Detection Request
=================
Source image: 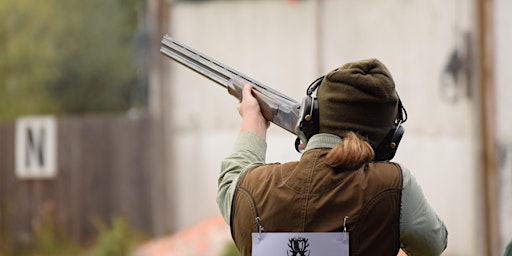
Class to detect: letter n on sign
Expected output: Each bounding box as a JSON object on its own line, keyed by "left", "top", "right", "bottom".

{"left": 15, "top": 116, "right": 57, "bottom": 179}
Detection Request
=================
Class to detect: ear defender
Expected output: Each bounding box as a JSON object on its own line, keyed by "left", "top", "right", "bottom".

{"left": 295, "top": 76, "right": 323, "bottom": 152}
{"left": 294, "top": 71, "right": 407, "bottom": 160}
{"left": 374, "top": 99, "right": 407, "bottom": 161}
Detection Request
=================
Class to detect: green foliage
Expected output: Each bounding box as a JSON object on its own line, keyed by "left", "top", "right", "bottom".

{"left": 0, "top": 0, "right": 147, "bottom": 121}
{"left": 0, "top": 213, "right": 146, "bottom": 256}
{"left": 0, "top": 0, "right": 64, "bottom": 120}
{"left": 47, "top": 0, "right": 147, "bottom": 114}
{"left": 32, "top": 203, "right": 82, "bottom": 256}
{"left": 0, "top": 201, "right": 81, "bottom": 256}
{"left": 87, "top": 217, "right": 146, "bottom": 256}
{"left": 221, "top": 240, "right": 241, "bottom": 256}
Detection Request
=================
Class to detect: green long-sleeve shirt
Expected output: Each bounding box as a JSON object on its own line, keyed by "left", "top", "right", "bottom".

{"left": 217, "top": 132, "right": 448, "bottom": 255}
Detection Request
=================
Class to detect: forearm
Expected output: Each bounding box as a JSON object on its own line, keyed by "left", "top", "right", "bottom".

{"left": 239, "top": 112, "right": 268, "bottom": 140}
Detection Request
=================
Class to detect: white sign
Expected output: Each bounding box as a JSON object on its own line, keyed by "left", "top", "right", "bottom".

{"left": 15, "top": 116, "right": 57, "bottom": 179}
{"left": 252, "top": 232, "right": 349, "bottom": 256}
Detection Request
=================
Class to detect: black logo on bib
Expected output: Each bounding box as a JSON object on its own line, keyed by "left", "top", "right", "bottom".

{"left": 287, "top": 237, "right": 310, "bottom": 256}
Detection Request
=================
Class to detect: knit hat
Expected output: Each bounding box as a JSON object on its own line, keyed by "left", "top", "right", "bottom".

{"left": 317, "top": 58, "right": 399, "bottom": 148}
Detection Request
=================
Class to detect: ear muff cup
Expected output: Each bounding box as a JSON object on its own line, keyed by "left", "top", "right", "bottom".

{"left": 374, "top": 100, "right": 407, "bottom": 161}
{"left": 295, "top": 76, "right": 323, "bottom": 152}
{"left": 374, "top": 122, "right": 404, "bottom": 161}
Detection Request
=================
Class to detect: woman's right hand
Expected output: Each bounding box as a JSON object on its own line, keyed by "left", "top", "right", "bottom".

{"left": 237, "top": 85, "right": 270, "bottom": 139}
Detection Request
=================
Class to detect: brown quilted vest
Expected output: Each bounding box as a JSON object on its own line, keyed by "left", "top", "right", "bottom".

{"left": 230, "top": 148, "right": 403, "bottom": 256}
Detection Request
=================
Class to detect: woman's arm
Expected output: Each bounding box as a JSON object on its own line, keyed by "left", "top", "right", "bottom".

{"left": 400, "top": 165, "right": 448, "bottom": 255}
{"left": 237, "top": 85, "right": 270, "bottom": 140}
{"left": 216, "top": 85, "right": 270, "bottom": 223}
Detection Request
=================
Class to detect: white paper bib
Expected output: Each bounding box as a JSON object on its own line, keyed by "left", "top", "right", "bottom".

{"left": 252, "top": 232, "right": 349, "bottom": 256}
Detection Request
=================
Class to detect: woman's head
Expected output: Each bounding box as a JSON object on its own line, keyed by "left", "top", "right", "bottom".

{"left": 317, "top": 58, "right": 399, "bottom": 149}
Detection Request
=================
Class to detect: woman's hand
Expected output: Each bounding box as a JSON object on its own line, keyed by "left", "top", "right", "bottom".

{"left": 238, "top": 85, "right": 270, "bottom": 139}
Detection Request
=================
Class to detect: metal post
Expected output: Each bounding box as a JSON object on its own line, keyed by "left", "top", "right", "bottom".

{"left": 146, "top": 0, "right": 174, "bottom": 236}
{"left": 477, "top": 0, "right": 500, "bottom": 254}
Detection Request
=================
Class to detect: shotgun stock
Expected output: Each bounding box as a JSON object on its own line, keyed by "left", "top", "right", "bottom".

{"left": 160, "top": 35, "right": 301, "bottom": 135}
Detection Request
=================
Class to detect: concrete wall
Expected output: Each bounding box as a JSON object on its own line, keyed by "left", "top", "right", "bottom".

{"left": 161, "top": 0, "right": 511, "bottom": 254}
{"left": 496, "top": 0, "right": 512, "bottom": 251}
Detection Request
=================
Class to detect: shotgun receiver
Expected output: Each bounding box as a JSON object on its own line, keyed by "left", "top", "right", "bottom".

{"left": 160, "top": 35, "right": 301, "bottom": 135}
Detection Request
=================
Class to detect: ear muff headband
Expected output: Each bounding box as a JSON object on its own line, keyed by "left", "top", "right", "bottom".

{"left": 307, "top": 75, "right": 324, "bottom": 95}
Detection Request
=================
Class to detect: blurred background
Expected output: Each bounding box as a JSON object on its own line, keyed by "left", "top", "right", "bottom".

{"left": 0, "top": 0, "right": 511, "bottom": 255}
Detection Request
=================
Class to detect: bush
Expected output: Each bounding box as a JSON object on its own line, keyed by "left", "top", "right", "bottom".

{"left": 86, "top": 217, "right": 146, "bottom": 256}
{"left": 221, "top": 240, "right": 241, "bottom": 256}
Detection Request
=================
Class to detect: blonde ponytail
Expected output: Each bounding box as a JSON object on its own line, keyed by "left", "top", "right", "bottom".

{"left": 325, "top": 131, "right": 375, "bottom": 170}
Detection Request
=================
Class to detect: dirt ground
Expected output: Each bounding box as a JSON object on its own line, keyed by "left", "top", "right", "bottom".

{"left": 132, "top": 215, "right": 232, "bottom": 256}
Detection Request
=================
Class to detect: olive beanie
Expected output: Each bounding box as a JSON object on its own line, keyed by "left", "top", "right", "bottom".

{"left": 317, "top": 58, "right": 399, "bottom": 148}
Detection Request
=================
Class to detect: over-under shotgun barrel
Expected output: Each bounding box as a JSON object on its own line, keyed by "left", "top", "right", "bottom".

{"left": 160, "top": 35, "right": 301, "bottom": 135}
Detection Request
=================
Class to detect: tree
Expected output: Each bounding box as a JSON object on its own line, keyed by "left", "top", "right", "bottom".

{"left": 0, "top": 0, "right": 147, "bottom": 121}
{"left": 0, "top": 0, "right": 64, "bottom": 120}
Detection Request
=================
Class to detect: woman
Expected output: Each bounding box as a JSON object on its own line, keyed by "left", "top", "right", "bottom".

{"left": 217, "top": 59, "right": 448, "bottom": 255}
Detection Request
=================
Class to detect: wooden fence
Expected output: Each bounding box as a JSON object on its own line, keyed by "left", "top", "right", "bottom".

{"left": 0, "top": 113, "right": 164, "bottom": 250}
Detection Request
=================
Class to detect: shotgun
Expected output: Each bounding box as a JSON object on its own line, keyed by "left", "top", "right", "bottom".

{"left": 160, "top": 35, "right": 302, "bottom": 136}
